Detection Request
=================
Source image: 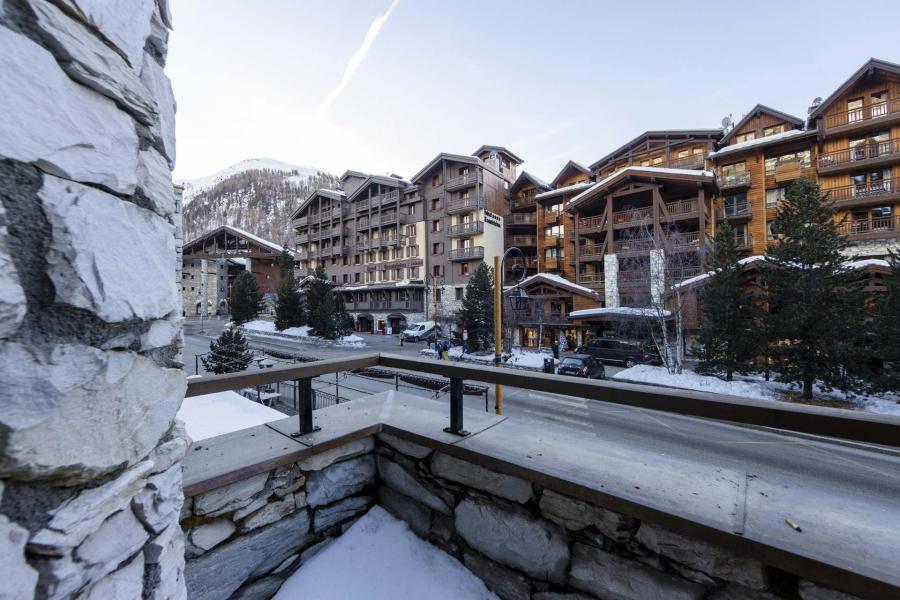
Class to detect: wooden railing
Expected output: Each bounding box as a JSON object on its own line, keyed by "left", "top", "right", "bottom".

{"left": 818, "top": 138, "right": 900, "bottom": 169}
{"left": 672, "top": 231, "right": 702, "bottom": 249}
{"left": 735, "top": 234, "right": 753, "bottom": 251}
{"left": 505, "top": 235, "right": 537, "bottom": 246}
{"left": 717, "top": 172, "right": 752, "bottom": 189}
{"left": 651, "top": 153, "right": 706, "bottom": 170}
{"left": 838, "top": 215, "right": 899, "bottom": 238}
{"left": 823, "top": 97, "right": 900, "bottom": 129}
{"left": 613, "top": 237, "right": 655, "bottom": 253}
{"left": 508, "top": 212, "right": 537, "bottom": 225}
{"left": 579, "top": 244, "right": 605, "bottom": 259}
{"left": 613, "top": 206, "right": 652, "bottom": 225}
{"left": 717, "top": 201, "right": 752, "bottom": 219}
{"left": 665, "top": 198, "right": 697, "bottom": 217}
{"left": 578, "top": 214, "right": 607, "bottom": 231}
{"left": 576, "top": 272, "right": 604, "bottom": 286}
{"left": 824, "top": 177, "right": 896, "bottom": 203}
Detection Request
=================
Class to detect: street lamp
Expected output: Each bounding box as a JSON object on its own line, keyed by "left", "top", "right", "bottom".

{"left": 493, "top": 247, "right": 527, "bottom": 415}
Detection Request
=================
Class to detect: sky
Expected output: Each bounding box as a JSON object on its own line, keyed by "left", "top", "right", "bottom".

{"left": 168, "top": 0, "right": 900, "bottom": 182}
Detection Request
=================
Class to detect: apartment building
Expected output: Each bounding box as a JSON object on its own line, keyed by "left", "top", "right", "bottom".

{"left": 291, "top": 146, "right": 520, "bottom": 333}
{"left": 505, "top": 172, "right": 551, "bottom": 282}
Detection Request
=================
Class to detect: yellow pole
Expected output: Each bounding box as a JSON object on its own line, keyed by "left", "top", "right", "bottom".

{"left": 494, "top": 255, "right": 503, "bottom": 415}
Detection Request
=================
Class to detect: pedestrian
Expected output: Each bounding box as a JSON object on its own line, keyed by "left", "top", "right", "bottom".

{"left": 435, "top": 339, "right": 443, "bottom": 360}
{"left": 399, "top": 331, "right": 405, "bottom": 347}
{"left": 552, "top": 339, "right": 560, "bottom": 360}
{"left": 428, "top": 331, "right": 436, "bottom": 350}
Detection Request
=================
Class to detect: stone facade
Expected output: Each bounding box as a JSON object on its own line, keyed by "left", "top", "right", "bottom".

{"left": 181, "top": 438, "right": 377, "bottom": 599}
{"left": 0, "top": 1, "right": 185, "bottom": 598}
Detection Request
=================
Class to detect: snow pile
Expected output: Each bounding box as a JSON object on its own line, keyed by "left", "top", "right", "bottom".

{"left": 242, "top": 320, "right": 277, "bottom": 332}
{"left": 273, "top": 506, "right": 497, "bottom": 600}
{"left": 570, "top": 306, "right": 671, "bottom": 319}
{"left": 613, "top": 365, "right": 778, "bottom": 400}
{"left": 338, "top": 334, "right": 366, "bottom": 348}
{"left": 506, "top": 348, "right": 557, "bottom": 369}
{"left": 283, "top": 325, "right": 312, "bottom": 337}
{"left": 447, "top": 347, "right": 495, "bottom": 363}
{"left": 177, "top": 391, "right": 287, "bottom": 441}
{"left": 241, "top": 321, "right": 367, "bottom": 348}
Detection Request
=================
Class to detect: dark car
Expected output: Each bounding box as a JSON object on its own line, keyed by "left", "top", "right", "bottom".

{"left": 557, "top": 354, "right": 606, "bottom": 379}
{"left": 576, "top": 338, "right": 660, "bottom": 368}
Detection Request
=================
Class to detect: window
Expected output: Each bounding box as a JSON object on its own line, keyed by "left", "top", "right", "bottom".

{"left": 677, "top": 149, "right": 689, "bottom": 159}
{"left": 407, "top": 203, "right": 416, "bottom": 215}
{"left": 544, "top": 225, "right": 564, "bottom": 238}
{"left": 734, "top": 132, "right": 755, "bottom": 144}
{"left": 767, "top": 221, "right": 776, "bottom": 240}
{"left": 733, "top": 223, "right": 750, "bottom": 247}
{"left": 435, "top": 288, "right": 442, "bottom": 302}
{"left": 640, "top": 159, "right": 650, "bottom": 167}
{"left": 692, "top": 147, "right": 704, "bottom": 155}
{"left": 408, "top": 267, "right": 419, "bottom": 279}
{"left": 723, "top": 192, "right": 748, "bottom": 217}
{"left": 342, "top": 274, "right": 348, "bottom": 283}
{"left": 433, "top": 265, "right": 441, "bottom": 277}
{"left": 651, "top": 156, "right": 663, "bottom": 165}
{"left": 432, "top": 174, "right": 441, "bottom": 187}
{"left": 431, "top": 198, "right": 441, "bottom": 211}
{"left": 455, "top": 287, "right": 464, "bottom": 301}
{"left": 354, "top": 254, "right": 360, "bottom": 265}
{"left": 354, "top": 273, "right": 361, "bottom": 282}
{"left": 407, "top": 246, "right": 419, "bottom": 258}
{"left": 847, "top": 97, "right": 864, "bottom": 123}
{"left": 342, "top": 256, "right": 348, "bottom": 266}
{"left": 460, "top": 190, "right": 470, "bottom": 199}
{"left": 851, "top": 169, "right": 890, "bottom": 195}
{"left": 720, "top": 161, "right": 747, "bottom": 184}
{"left": 331, "top": 275, "right": 337, "bottom": 283}
{"left": 764, "top": 150, "right": 811, "bottom": 175}
{"left": 432, "top": 219, "right": 441, "bottom": 232}
{"left": 460, "top": 262, "right": 470, "bottom": 276}
{"left": 765, "top": 188, "right": 786, "bottom": 208}
{"left": 190, "top": 287, "right": 194, "bottom": 292}
{"left": 763, "top": 124, "right": 784, "bottom": 137}
{"left": 432, "top": 242, "right": 442, "bottom": 255}
{"left": 872, "top": 91, "right": 888, "bottom": 118}
{"left": 459, "top": 167, "right": 469, "bottom": 176}
{"left": 544, "top": 247, "right": 564, "bottom": 259}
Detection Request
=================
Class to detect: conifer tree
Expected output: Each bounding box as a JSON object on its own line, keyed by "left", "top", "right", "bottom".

{"left": 274, "top": 249, "right": 306, "bottom": 330}
{"left": 874, "top": 250, "right": 900, "bottom": 393}
{"left": 458, "top": 262, "right": 494, "bottom": 351}
{"left": 334, "top": 292, "right": 355, "bottom": 337}
{"left": 230, "top": 271, "right": 264, "bottom": 325}
{"left": 306, "top": 265, "right": 339, "bottom": 339}
{"left": 201, "top": 327, "right": 253, "bottom": 374}
{"left": 696, "top": 222, "right": 758, "bottom": 380}
{"left": 764, "top": 177, "right": 867, "bottom": 399}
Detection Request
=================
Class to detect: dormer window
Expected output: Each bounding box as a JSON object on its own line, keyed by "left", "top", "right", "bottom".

{"left": 763, "top": 124, "right": 785, "bottom": 137}
{"left": 735, "top": 132, "right": 756, "bottom": 144}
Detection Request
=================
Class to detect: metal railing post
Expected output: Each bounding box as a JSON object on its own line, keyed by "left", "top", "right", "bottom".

{"left": 443, "top": 376, "right": 469, "bottom": 436}
{"left": 292, "top": 377, "right": 320, "bottom": 437}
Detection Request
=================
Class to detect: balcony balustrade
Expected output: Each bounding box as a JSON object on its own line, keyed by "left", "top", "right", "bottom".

{"left": 665, "top": 198, "right": 698, "bottom": 217}
{"left": 823, "top": 97, "right": 900, "bottom": 130}
{"left": 717, "top": 172, "right": 752, "bottom": 190}
{"left": 649, "top": 153, "right": 706, "bottom": 170}
{"left": 447, "top": 221, "right": 484, "bottom": 237}
{"left": 577, "top": 272, "right": 605, "bottom": 287}
{"left": 447, "top": 194, "right": 485, "bottom": 214}
{"left": 717, "top": 201, "right": 752, "bottom": 219}
{"left": 294, "top": 216, "right": 308, "bottom": 228}
{"left": 613, "top": 206, "right": 652, "bottom": 225}
{"left": 445, "top": 172, "right": 481, "bottom": 192}
{"left": 824, "top": 177, "right": 897, "bottom": 206}
{"left": 507, "top": 212, "right": 537, "bottom": 225}
{"left": 448, "top": 246, "right": 484, "bottom": 261}
{"left": 838, "top": 215, "right": 899, "bottom": 240}
{"left": 579, "top": 244, "right": 605, "bottom": 260}
{"left": 578, "top": 214, "right": 607, "bottom": 233}
{"left": 505, "top": 234, "right": 537, "bottom": 247}
{"left": 817, "top": 138, "right": 900, "bottom": 172}
{"left": 735, "top": 234, "right": 753, "bottom": 251}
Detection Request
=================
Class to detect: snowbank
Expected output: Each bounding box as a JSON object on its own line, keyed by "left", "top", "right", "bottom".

{"left": 241, "top": 321, "right": 367, "bottom": 348}
{"left": 273, "top": 506, "right": 497, "bottom": 600}
{"left": 242, "top": 320, "right": 277, "bottom": 332}
{"left": 177, "top": 391, "right": 286, "bottom": 441}
{"left": 506, "top": 348, "right": 557, "bottom": 369}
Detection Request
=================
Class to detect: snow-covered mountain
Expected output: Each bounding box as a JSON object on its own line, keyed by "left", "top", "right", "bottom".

{"left": 180, "top": 158, "right": 338, "bottom": 246}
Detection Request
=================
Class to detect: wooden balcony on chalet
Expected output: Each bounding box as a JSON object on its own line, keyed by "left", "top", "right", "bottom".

{"left": 448, "top": 246, "right": 484, "bottom": 261}
{"left": 505, "top": 234, "right": 537, "bottom": 247}
{"left": 445, "top": 172, "right": 481, "bottom": 192}
{"left": 293, "top": 215, "right": 308, "bottom": 228}
{"left": 543, "top": 257, "right": 562, "bottom": 270}
{"left": 297, "top": 233, "right": 309, "bottom": 244}
{"left": 838, "top": 215, "right": 899, "bottom": 241}
{"left": 773, "top": 161, "right": 804, "bottom": 183}
{"left": 824, "top": 177, "right": 900, "bottom": 208}
{"left": 507, "top": 212, "right": 537, "bottom": 226}
{"left": 612, "top": 206, "right": 652, "bottom": 227}
{"left": 506, "top": 256, "right": 538, "bottom": 272}
{"left": 578, "top": 243, "right": 606, "bottom": 261}
{"left": 544, "top": 210, "right": 563, "bottom": 224}
{"left": 717, "top": 172, "right": 752, "bottom": 191}
{"left": 735, "top": 234, "right": 754, "bottom": 252}
{"left": 618, "top": 269, "right": 647, "bottom": 288}
{"left": 508, "top": 307, "right": 569, "bottom": 326}
{"left": 817, "top": 138, "right": 900, "bottom": 174}
{"left": 716, "top": 200, "right": 752, "bottom": 221}
{"left": 447, "top": 221, "right": 484, "bottom": 237}
{"left": 652, "top": 153, "right": 707, "bottom": 170}
{"left": 356, "top": 198, "right": 369, "bottom": 212}
{"left": 576, "top": 272, "right": 605, "bottom": 288}
{"left": 822, "top": 97, "right": 900, "bottom": 134}
{"left": 447, "top": 195, "right": 485, "bottom": 214}
{"left": 578, "top": 214, "right": 607, "bottom": 235}
{"left": 510, "top": 194, "right": 536, "bottom": 210}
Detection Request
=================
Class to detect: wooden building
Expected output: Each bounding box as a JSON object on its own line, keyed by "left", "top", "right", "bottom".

{"left": 505, "top": 172, "right": 551, "bottom": 282}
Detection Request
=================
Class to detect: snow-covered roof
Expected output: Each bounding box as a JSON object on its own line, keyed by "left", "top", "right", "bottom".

{"left": 568, "top": 166, "right": 714, "bottom": 208}
{"left": 336, "top": 280, "right": 426, "bottom": 292}
{"left": 708, "top": 129, "right": 815, "bottom": 159}
{"left": 535, "top": 181, "right": 593, "bottom": 201}
{"left": 222, "top": 225, "right": 292, "bottom": 256}
{"left": 569, "top": 306, "right": 672, "bottom": 319}
{"left": 513, "top": 272, "right": 599, "bottom": 298}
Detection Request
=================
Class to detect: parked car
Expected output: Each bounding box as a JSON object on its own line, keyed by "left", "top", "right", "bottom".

{"left": 402, "top": 321, "right": 435, "bottom": 342}
{"left": 556, "top": 354, "right": 606, "bottom": 379}
{"left": 575, "top": 338, "right": 660, "bottom": 368}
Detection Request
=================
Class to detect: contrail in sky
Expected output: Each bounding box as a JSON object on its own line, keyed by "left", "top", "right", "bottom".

{"left": 314, "top": 0, "right": 400, "bottom": 120}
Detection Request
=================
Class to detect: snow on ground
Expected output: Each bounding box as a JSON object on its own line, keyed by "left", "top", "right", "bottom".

{"left": 338, "top": 334, "right": 366, "bottom": 348}
{"left": 242, "top": 320, "right": 277, "bottom": 332}
{"left": 241, "top": 321, "right": 366, "bottom": 347}
{"left": 506, "top": 348, "right": 557, "bottom": 369}
{"left": 177, "top": 391, "right": 286, "bottom": 441}
{"left": 273, "top": 506, "right": 497, "bottom": 600}
{"left": 613, "top": 365, "right": 900, "bottom": 416}
{"left": 447, "top": 347, "right": 495, "bottom": 362}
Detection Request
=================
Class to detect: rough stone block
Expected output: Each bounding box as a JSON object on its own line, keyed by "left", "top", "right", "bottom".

{"left": 798, "top": 580, "right": 862, "bottom": 600}
{"left": 132, "top": 463, "right": 184, "bottom": 533}
{"left": 306, "top": 455, "right": 375, "bottom": 507}
{"left": 144, "top": 521, "right": 187, "bottom": 599}
{"left": 636, "top": 523, "right": 767, "bottom": 589}
{"left": 148, "top": 421, "right": 190, "bottom": 475}
{"left": 0, "top": 27, "right": 139, "bottom": 194}
{"left": 65, "top": 0, "right": 156, "bottom": 70}
{"left": 74, "top": 551, "right": 144, "bottom": 600}
{"left": 377, "top": 432, "right": 433, "bottom": 459}
{"left": 231, "top": 574, "right": 289, "bottom": 600}
{"left": 0, "top": 203, "right": 26, "bottom": 340}
{"left": 313, "top": 495, "right": 371, "bottom": 532}
{"left": 75, "top": 509, "right": 149, "bottom": 581}
{"left": 455, "top": 497, "right": 569, "bottom": 583}
{"left": 188, "top": 519, "right": 236, "bottom": 554}
{"left": 377, "top": 455, "right": 451, "bottom": 515}
{"left": 532, "top": 593, "right": 595, "bottom": 600}
{"left": 432, "top": 452, "right": 532, "bottom": 504}
{"left": 39, "top": 175, "right": 178, "bottom": 322}
{"left": 232, "top": 497, "right": 268, "bottom": 521}
{"left": 271, "top": 465, "right": 306, "bottom": 498}
{"left": 298, "top": 437, "right": 374, "bottom": 471}
{"left": 464, "top": 552, "right": 531, "bottom": 600}
{"left": 139, "top": 51, "right": 176, "bottom": 165}
{"left": 193, "top": 473, "right": 268, "bottom": 516}
{"left": 539, "top": 489, "right": 634, "bottom": 541}
{"left": 240, "top": 496, "right": 297, "bottom": 532}
{"left": 184, "top": 509, "right": 313, "bottom": 600}
{"left": 0, "top": 512, "right": 38, "bottom": 598}
{"left": 378, "top": 485, "right": 431, "bottom": 537}
{"left": 569, "top": 542, "right": 705, "bottom": 600}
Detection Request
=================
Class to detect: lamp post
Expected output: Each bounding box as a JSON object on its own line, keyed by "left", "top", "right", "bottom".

{"left": 493, "top": 247, "right": 527, "bottom": 415}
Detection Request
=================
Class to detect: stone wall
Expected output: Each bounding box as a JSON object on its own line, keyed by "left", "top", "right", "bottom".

{"left": 180, "top": 438, "right": 377, "bottom": 599}
{"left": 0, "top": 1, "right": 185, "bottom": 598}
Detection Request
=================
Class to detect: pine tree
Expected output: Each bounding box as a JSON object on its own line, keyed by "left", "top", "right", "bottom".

{"left": 201, "top": 327, "right": 253, "bottom": 374}
{"left": 230, "top": 271, "right": 264, "bottom": 325}
{"left": 764, "top": 177, "right": 867, "bottom": 400}
{"left": 306, "top": 266, "right": 339, "bottom": 339}
{"left": 274, "top": 249, "right": 306, "bottom": 330}
{"left": 874, "top": 250, "right": 900, "bottom": 393}
{"left": 458, "top": 262, "right": 494, "bottom": 351}
{"left": 696, "top": 222, "right": 759, "bottom": 381}
{"left": 334, "top": 292, "right": 354, "bottom": 337}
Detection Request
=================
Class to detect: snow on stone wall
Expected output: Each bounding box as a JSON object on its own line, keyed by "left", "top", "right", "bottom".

{"left": 0, "top": 1, "right": 186, "bottom": 598}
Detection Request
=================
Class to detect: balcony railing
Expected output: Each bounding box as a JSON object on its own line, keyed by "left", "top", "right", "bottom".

{"left": 672, "top": 231, "right": 702, "bottom": 249}
{"left": 665, "top": 198, "right": 698, "bottom": 217}
{"left": 735, "top": 234, "right": 753, "bottom": 251}
{"left": 613, "top": 206, "right": 652, "bottom": 225}
{"left": 445, "top": 172, "right": 480, "bottom": 192}
{"left": 838, "top": 215, "right": 899, "bottom": 239}
{"left": 356, "top": 199, "right": 369, "bottom": 211}
{"left": 510, "top": 194, "right": 536, "bottom": 210}
{"left": 649, "top": 153, "right": 706, "bottom": 170}
{"left": 447, "top": 221, "right": 484, "bottom": 237}
{"left": 578, "top": 214, "right": 607, "bottom": 232}
{"left": 294, "top": 216, "right": 308, "bottom": 228}
{"left": 823, "top": 97, "right": 900, "bottom": 130}
{"left": 817, "top": 138, "right": 900, "bottom": 170}
{"left": 505, "top": 234, "right": 537, "bottom": 247}
{"left": 297, "top": 233, "right": 309, "bottom": 244}
{"left": 717, "top": 172, "right": 752, "bottom": 190}
{"left": 612, "top": 237, "right": 655, "bottom": 253}
{"left": 717, "top": 201, "right": 752, "bottom": 219}
{"left": 579, "top": 243, "right": 605, "bottom": 260}
{"left": 448, "top": 246, "right": 484, "bottom": 261}
{"left": 577, "top": 272, "right": 604, "bottom": 286}
{"left": 507, "top": 212, "right": 537, "bottom": 225}
{"left": 507, "top": 256, "right": 538, "bottom": 270}
{"left": 355, "top": 240, "right": 372, "bottom": 251}
{"left": 544, "top": 210, "right": 563, "bottom": 224}
{"left": 447, "top": 195, "right": 485, "bottom": 214}
{"left": 824, "top": 178, "right": 897, "bottom": 204}
{"left": 402, "top": 235, "right": 417, "bottom": 247}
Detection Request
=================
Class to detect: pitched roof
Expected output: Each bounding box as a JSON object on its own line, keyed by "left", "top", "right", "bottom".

{"left": 509, "top": 171, "right": 552, "bottom": 195}
{"left": 567, "top": 166, "right": 715, "bottom": 210}
{"left": 409, "top": 152, "right": 503, "bottom": 185}
{"left": 184, "top": 225, "right": 290, "bottom": 256}
{"left": 471, "top": 144, "right": 524, "bottom": 164}
{"left": 535, "top": 181, "right": 593, "bottom": 201}
{"left": 808, "top": 58, "right": 900, "bottom": 121}
{"left": 589, "top": 129, "right": 723, "bottom": 171}
{"left": 720, "top": 104, "right": 804, "bottom": 145}
{"left": 290, "top": 188, "right": 347, "bottom": 219}
{"left": 345, "top": 174, "right": 410, "bottom": 202}
{"left": 707, "top": 128, "right": 816, "bottom": 160}
{"left": 550, "top": 160, "right": 591, "bottom": 187}
{"left": 340, "top": 169, "right": 367, "bottom": 181}
{"left": 513, "top": 272, "right": 599, "bottom": 298}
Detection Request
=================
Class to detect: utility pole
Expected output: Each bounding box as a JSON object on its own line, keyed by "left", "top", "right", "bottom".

{"left": 494, "top": 255, "right": 503, "bottom": 415}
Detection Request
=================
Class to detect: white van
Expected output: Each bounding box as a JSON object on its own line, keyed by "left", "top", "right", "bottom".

{"left": 402, "top": 321, "right": 435, "bottom": 342}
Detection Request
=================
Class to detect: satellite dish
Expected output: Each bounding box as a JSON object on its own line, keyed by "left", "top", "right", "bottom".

{"left": 721, "top": 116, "right": 732, "bottom": 129}
{"left": 811, "top": 97, "right": 823, "bottom": 107}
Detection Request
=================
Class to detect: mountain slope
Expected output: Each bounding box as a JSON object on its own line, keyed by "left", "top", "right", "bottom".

{"left": 180, "top": 159, "right": 338, "bottom": 246}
